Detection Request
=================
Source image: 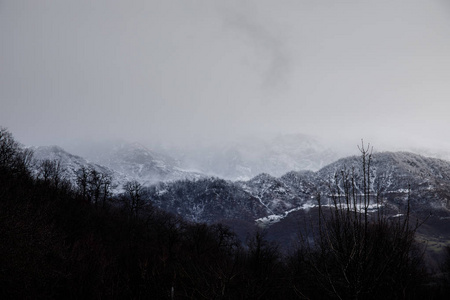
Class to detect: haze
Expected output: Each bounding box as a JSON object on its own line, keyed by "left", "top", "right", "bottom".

{"left": 2, "top": 0, "right": 450, "bottom": 154}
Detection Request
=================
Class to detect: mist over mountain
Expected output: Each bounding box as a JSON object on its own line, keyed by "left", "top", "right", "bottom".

{"left": 70, "top": 133, "right": 340, "bottom": 181}
{"left": 91, "top": 142, "right": 203, "bottom": 186}
{"left": 65, "top": 131, "right": 450, "bottom": 182}
{"left": 172, "top": 133, "right": 339, "bottom": 180}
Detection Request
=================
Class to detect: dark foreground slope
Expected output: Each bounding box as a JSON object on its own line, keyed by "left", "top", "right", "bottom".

{"left": 1, "top": 130, "right": 294, "bottom": 299}
{"left": 2, "top": 128, "right": 450, "bottom": 298}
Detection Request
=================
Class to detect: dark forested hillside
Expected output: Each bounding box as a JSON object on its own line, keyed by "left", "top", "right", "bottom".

{"left": 0, "top": 129, "right": 283, "bottom": 298}
{"left": 2, "top": 128, "right": 450, "bottom": 298}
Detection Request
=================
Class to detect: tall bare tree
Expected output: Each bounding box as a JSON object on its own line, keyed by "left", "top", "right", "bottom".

{"left": 124, "top": 180, "right": 144, "bottom": 218}
{"left": 293, "top": 141, "right": 426, "bottom": 299}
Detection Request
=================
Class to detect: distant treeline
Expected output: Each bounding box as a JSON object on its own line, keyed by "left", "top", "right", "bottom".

{"left": 1, "top": 128, "right": 450, "bottom": 299}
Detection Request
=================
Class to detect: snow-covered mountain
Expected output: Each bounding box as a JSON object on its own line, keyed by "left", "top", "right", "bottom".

{"left": 93, "top": 142, "right": 204, "bottom": 186}
{"left": 145, "top": 151, "right": 450, "bottom": 248}
{"left": 31, "top": 144, "right": 450, "bottom": 221}
{"left": 174, "top": 133, "right": 339, "bottom": 180}
{"left": 64, "top": 133, "right": 341, "bottom": 181}
{"left": 30, "top": 142, "right": 450, "bottom": 261}
{"left": 316, "top": 151, "right": 450, "bottom": 211}
{"left": 31, "top": 144, "right": 204, "bottom": 191}
{"left": 31, "top": 145, "right": 127, "bottom": 193}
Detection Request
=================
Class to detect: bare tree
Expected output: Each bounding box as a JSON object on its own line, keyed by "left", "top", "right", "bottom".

{"left": 0, "top": 127, "right": 33, "bottom": 175}
{"left": 124, "top": 180, "right": 144, "bottom": 218}
{"left": 38, "top": 159, "right": 63, "bottom": 189}
{"left": 0, "top": 127, "right": 19, "bottom": 168}
{"left": 76, "top": 166, "right": 113, "bottom": 207}
{"left": 100, "top": 173, "right": 112, "bottom": 208}
{"left": 294, "top": 141, "right": 426, "bottom": 299}
{"left": 76, "top": 166, "right": 89, "bottom": 202}
{"left": 88, "top": 168, "right": 102, "bottom": 206}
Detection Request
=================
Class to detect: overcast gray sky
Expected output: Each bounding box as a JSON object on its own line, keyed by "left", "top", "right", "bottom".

{"left": 1, "top": 0, "right": 450, "bottom": 151}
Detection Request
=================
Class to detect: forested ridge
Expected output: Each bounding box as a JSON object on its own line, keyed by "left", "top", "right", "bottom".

{"left": 1, "top": 128, "right": 450, "bottom": 299}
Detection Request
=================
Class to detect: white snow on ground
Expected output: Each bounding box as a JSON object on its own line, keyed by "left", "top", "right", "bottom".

{"left": 256, "top": 201, "right": 384, "bottom": 227}
{"left": 256, "top": 202, "right": 316, "bottom": 227}
{"left": 392, "top": 214, "right": 404, "bottom": 218}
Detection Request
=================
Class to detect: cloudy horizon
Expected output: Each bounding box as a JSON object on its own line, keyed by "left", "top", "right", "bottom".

{"left": 2, "top": 0, "right": 450, "bottom": 154}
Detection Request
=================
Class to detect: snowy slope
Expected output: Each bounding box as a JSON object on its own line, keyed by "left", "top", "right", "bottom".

{"left": 94, "top": 142, "right": 204, "bottom": 186}
{"left": 145, "top": 151, "right": 450, "bottom": 227}
{"left": 31, "top": 145, "right": 127, "bottom": 193}
{"left": 32, "top": 144, "right": 205, "bottom": 192}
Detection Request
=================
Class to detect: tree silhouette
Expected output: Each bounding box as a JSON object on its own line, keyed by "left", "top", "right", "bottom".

{"left": 292, "top": 141, "right": 427, "bottom": 299}
{"left": 124, "top": 180, "right": 144, "bottom": 218}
